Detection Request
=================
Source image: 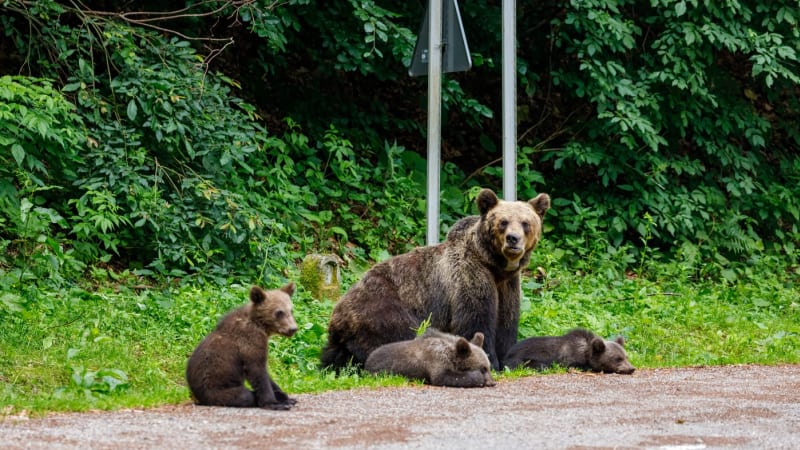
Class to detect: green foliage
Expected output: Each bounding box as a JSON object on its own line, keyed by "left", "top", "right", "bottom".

{"left": 539, "top": 0, "right": 800, "bottom": 268}
{"left": 66, "top": 27, "right": 296, "bottom": 275}
{"left": 3, "top": 0, "right": 797, "bottom": 281}
{"left": 0, "top": 76, "right": 83, "bottom": 186}
{"left": 57, "top": 366, "right": 130, "bottom": 400}
{"left": 0, "top": 3, "right": 429, "bottom": 281}
{"left": 234, "top": 0, "right": 800, "bottom": 273}
{"left": 0, "top": 75, "right": 86, "bottom": 285}
{"left": 415, "top": 313, "right": 433, "bottom": 337}
{"left": 248, "top": 1, "right": 415, "bottom": 77}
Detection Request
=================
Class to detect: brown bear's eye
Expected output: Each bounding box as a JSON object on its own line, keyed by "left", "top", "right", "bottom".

{"left": 275, "top": 310, "right": 285, "bottom": 319}
{"left": 499, "top": 220, "right": 509, "bottom": 229}
{"left": 522, "top": 221, "right": 531, "bottom": 233}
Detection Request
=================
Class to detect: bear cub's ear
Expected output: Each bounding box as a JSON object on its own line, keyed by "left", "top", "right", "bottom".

{"left": 615, "top": 336, "right": 626, "bottom": 347}
{"left": 280, "top": 282, "right": 296, "bottom": 296}
{"left": 250, "top": 286, "right": 267, "bottom": 304}
{"left": 455, "top": 337, "right": 473, "bottom": 358}
{"left": 470, "top": 332, "right": 485, "bottom": 348}
{"left": 591, "top": 337, "right": 607, "bottom": 354}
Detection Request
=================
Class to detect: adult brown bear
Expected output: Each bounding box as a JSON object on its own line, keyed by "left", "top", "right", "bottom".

{"left": 321, "top": 188, "right": 550, "bottom": 370}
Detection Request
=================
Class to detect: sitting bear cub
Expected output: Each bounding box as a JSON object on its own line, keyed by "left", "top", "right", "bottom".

{"left": 504, "top": 328, "right": 635, "bottom": 374}
{"left": 364, "top": 328, "right": 496, "bottom": 388}
{"left": 186, "top": 283, "right": 299, "bottom": 409}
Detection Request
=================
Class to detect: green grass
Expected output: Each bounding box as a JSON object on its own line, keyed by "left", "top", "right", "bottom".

{"left": 518, "top": 267, "right": 800, "bottom": 368}
{"left": 1, "top": 254, "right": 798, "bottom": 417}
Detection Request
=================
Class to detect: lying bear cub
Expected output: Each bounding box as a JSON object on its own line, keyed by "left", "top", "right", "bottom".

{"left": 364, "top": 328, "right": 496, "bottom": 388}
{"left": 186, "top": 283, "right": 299, "bottom": 409}
{"left": 504, "top": 328, "right": 635, "bottom": 374}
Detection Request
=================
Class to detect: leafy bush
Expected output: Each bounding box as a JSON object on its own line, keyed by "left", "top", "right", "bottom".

{"left": 0, "top": 5, "right": 429, "bottom": 281}
{"left": 0, "top": 75, "right": 86, "bottom": 285}
{"left": 538, "top": 0, "right": 800, "bottom": 270}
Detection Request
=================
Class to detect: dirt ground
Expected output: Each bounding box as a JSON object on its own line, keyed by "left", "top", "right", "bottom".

{"left": 2, "top": 364, "right": 798, "bottom": 449}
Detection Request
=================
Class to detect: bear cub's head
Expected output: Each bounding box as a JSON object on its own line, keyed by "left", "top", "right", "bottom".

{"left": 452, "top": 331, "right": 496, "bottom": 387}
{"left": 477, "top": 188, "right": 550, "bottom": 271}
{"left": 589, "top": 336, "right": 635, "bottom": 374}
{"left": 249, "top": 282, "right": 298, "bottom": 337}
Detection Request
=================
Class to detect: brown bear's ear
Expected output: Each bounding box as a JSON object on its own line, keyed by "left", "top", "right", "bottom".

{"left": 455, "top": 337, "right": 472, "bottom": 358}
{"left": 477, "top": 189, "right": 499, "bottom": 216}
{"left": 250, "top": 286, "right": 266, "bottom": 304}
{"left": 280, "top": 282, "right": 296, "bottom": 296}
{"left": 615, "top": 336, "right": 626, "bottom": 347}
{"left": 470, "top": 332, "right": 485, "bottom": 348}
{"left": 591, "top": 337, "right": 606, "bottom": 354}
{"left": 528, "top": 193, "right": 551, "bottom": 218}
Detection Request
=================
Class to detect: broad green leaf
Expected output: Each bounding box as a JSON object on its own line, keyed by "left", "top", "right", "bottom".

{"left": 720, "top": 269, "right": 737, "bottom": 283}
{"left": 127, "top": 99, "right": 138, "bottom": 121}
{"left": 675, "top": 1, "right": 686, "bottom": 16}
{"left": 11, "top": 143, "right": 25, "bottom": 165}
{"left": 62, "top": 82, "right": 81, "bottom": 92}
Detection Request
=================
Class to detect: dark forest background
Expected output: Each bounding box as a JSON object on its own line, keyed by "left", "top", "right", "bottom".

{"left": 1, "top": 0, "right": 798, "bottom": 284}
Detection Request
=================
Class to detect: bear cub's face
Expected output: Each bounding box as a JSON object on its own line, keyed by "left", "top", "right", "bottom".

{"left": 453, "top": 332, "right": 496, "bottom": 387}
{"left": 477, "top": 189, "right": 551, "bottom": 270}
{"left": 249, "top": 282, "right": 298, "bottom": 337}
{"left": 590, "top": 336, "right": 635, "bottom": 374}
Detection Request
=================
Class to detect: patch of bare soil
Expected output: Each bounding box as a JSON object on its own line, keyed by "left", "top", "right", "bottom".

{"left": 2, "top": 364, "right": 798, "bottom": 449}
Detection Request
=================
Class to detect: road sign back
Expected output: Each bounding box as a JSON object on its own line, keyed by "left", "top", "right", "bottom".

{"left": 408, "top": 0, "right": 472, "bottom": 76}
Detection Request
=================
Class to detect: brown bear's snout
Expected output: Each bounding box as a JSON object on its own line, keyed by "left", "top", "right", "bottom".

{"left": 506, "top": 233, "right": 520, "bottom": 246}
{"left": 282, "top": 325, "right": 299, "bottom": 337}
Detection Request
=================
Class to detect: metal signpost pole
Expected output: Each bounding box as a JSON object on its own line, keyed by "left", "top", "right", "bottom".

{"left": 502, "top": 0, "right": 517, "bottom": 201}
{"left": 410, "top": 0, "right": 471, "bottom": 245}
{"left": 426, "top": 0, "right": 443, "bottom": 245}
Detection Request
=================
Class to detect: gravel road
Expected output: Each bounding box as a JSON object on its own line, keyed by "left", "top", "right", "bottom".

{"left": 2, "top": 364, "right": 798, "bottom": 449}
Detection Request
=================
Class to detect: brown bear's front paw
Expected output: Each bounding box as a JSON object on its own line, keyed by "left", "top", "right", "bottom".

{"left": 273, "top": 391, "right": 297, "bottom": 406}
{"left": 263, "top": 402, "right": 293, "bottom": 411}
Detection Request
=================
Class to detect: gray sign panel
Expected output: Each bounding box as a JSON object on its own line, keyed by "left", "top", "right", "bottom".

{"left": 409, "top": 0, "right": 472, "bottom": 76}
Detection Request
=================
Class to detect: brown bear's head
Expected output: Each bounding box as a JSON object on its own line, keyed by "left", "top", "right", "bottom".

{"left": 477, "top": 188, "right": 550, "bottom": 271}
{"left": 453, "top": 332, "right": 496, "bottom": 387}
{"left": 249, "top": 282, "right": 299, "bottom": 337}
{"left": 589, "top": 336, "right": 635, "bottom": 374}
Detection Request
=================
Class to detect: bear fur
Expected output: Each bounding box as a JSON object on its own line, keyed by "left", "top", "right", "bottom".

{"left": 503, "top": 328, "right": 635, "bottom": 374}
{"left": 321, "top": 188, "right": 550, "bottom": 370}
{"left": 364, "top": 328, "right": 495, "bottom": 388}
{"left": 186, "top": 282, "right": 299, "bottom": 409}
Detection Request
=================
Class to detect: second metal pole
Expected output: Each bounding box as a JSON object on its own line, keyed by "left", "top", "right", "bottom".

{"left": 426, "top": 0, "right": 443, "bottom": 245}
{"left": 502, "top": 0, "right": 517, "bottom": 201}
